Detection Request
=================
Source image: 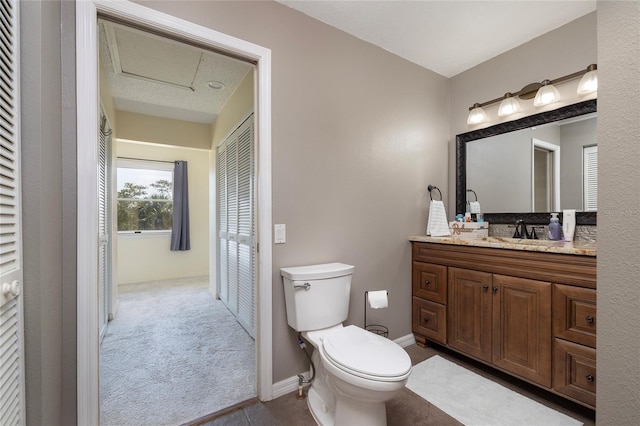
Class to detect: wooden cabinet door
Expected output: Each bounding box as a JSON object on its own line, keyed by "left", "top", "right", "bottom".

{"left": 447, "top": 268, "right": 493, "bottom": 362}
{"left": 492, "top": 275, "right": 552, "bottom": 387}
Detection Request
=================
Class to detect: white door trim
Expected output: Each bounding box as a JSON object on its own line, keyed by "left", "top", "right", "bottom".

{"left": 531, "top": 138, "right": 561, "bottom": 212}
{"left": 76, "top": 2, "right": 273, "bottom": 424}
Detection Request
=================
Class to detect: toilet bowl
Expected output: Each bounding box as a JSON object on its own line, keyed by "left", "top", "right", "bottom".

{"left": 280, "top": 263, "right": 412, "bottom": 426}
{"left": 303, "top": 325, "right": 411, "bottom": 426}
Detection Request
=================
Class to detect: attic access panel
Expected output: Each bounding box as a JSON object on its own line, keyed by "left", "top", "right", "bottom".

{"left": 104, "top": 21, "right": 202, "bottom": 90}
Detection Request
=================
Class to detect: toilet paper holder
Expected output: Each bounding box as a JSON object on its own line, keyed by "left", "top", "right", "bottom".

{"left": 364, "top": 290, "right": 389, "bottom": 338}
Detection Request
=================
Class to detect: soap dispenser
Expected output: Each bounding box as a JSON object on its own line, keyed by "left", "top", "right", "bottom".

{"left": 549, "top": 213, "right": 561, "bottom": 241}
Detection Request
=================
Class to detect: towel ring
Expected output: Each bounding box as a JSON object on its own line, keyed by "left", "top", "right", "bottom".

{"left": 466, "top": 189, "right": 478, "bottom": 202}
{"left": 427, "top": 184, "right": 442, "bottom": 201}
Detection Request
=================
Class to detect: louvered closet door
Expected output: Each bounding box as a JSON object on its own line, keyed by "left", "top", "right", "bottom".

{"left": 216, "top": 114, "right": 255, "bottom": 338}
{"left": 0, "top": 1, "right": 26, "bottom": 424}
{"left": 98, "top": 109, "right": 112, "bottom": 343}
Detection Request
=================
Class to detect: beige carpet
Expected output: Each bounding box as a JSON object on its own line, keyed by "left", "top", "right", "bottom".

{"left": 407, "top": 355, "right": 582, "bottom": 426}
{"left": 100, "top": 279, "right": 256, "bottom": 426}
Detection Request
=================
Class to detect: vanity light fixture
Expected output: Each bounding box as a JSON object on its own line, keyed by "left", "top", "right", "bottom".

{"left": 498, "top": 92, "right": 521, "bottom": 117}
{"left": 533, "top": 80, "right": 561, "bottom": 107}
{"left": 466, "top": 64, "right": 597, "bottom": 125}
{"left": 467, "top": 103, "right": 489, "bottom": 124}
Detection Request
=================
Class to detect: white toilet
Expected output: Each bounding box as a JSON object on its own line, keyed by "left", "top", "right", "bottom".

{"left": 281, "top": 263, "right": 412, "bottom": 426}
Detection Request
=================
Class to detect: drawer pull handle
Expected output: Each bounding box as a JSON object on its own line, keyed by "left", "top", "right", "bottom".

{"left": 586, "top": 374, "right": 594, "bottom": 382}
{"left": 424, "top": 280, "right": 431, "bottom": 285}
{"left": 423, "top": 318, "right": 429, "bottom": 323}
{"left": 492, "top": 287, "right": 498, "bottom": 293}
{"left": 483, "top": 285, "right": 489, "bottom": 290}
{"left": 586, "top": 316, "right": 594, "bottom": 323}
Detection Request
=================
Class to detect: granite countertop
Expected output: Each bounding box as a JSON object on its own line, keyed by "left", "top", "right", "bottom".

{"left": 409, "top": 235, "right": 596, "bottom": 256}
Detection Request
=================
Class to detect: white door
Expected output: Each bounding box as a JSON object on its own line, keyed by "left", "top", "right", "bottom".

{"left": 98, "top": 108, "right": 112, "bottom": 342}
{"left": 217, "top": 114, "right": 255, "bottom": 338}
{"left": 0, "top": 1, "right": 26, "bottom": 424}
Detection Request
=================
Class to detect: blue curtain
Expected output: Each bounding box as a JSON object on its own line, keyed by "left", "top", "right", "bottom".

{"left": 170, "top": 161, "right": 190, "bottom": 251}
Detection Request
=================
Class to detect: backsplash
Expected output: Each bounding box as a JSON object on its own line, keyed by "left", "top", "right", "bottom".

{"left": 489, "top": 224, "right": 596, "bottom": 243}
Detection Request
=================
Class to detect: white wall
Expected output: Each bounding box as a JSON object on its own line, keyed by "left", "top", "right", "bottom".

{"left": 116, "top": 140, "right": 210, "bottom": 285}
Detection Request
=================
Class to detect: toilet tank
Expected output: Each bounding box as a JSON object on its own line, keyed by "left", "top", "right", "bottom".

{"left": 280, "top": 263, "right": 354, "bottom": 332}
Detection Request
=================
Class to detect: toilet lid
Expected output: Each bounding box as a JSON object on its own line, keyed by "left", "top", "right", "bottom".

{"left": 322, "top": 325, "right": 411, "bottom": 378}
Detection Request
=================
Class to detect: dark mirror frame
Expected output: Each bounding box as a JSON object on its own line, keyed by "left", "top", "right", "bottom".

{"left": 456, "top": 99, "right": 597, "bottom": 225}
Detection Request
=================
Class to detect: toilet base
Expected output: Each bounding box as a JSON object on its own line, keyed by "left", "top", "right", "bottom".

{"left": 307, "top": 386, "right": 335, "bottom": 426}
{"left": 334, "top": 397, "right": 387, "bottom": 426}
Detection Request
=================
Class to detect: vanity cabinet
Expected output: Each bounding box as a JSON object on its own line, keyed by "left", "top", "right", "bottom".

{"left": 411, "top": 262, "right": 447, "bottom": 345}
{"left": 411, "top": 240, "right": 596, "bottom": 409}
{"left": 447, "top": 268, "right": 552, "bottom": 387}
{"left": 552, "top": 284, "right": 597, "bottom": 407}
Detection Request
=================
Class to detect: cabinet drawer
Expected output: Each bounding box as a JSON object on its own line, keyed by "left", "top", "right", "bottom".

{"left": 553, "top": 339, "right": 596, "bottom": 408}
{"left": 412, "top": 262, "right": 447, "bottom": 304}
{"left": 412, "top": 297, "right": 446, "bottom": 344}
{"left": 553, "top": 284, "right": 596, "bottom": 348}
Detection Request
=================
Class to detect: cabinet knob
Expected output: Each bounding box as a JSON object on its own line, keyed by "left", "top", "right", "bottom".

{"left": 586, "top": 374, "right": 594, "bottom": 382}
{"left": 492, "top": 287, "right": 498, "bottom": 293}
{"left": 586, "top": 316, "right": 594, "bottom": 324}
{"left": 424, "top": 280, "right": 431, "bottom": 285}
{"left": 423, "top": 317, "right": 429, "bottom": 323}
{"left": 483, "top": 285, "right": 489, "bottom": 290}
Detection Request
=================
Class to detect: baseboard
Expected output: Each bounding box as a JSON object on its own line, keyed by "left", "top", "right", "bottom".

{"left": 394, "top": 333, "right": 417, "bottom": 348}
{"left": 272, "top": 371, "right": 310, "bottom": 399}
{"left": 271, "top": 333, "right": 416, "bottom": 399}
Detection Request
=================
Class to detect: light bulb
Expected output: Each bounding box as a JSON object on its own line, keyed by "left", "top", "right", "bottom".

{"left": 467, "top": 104, "right": 488, "bottom": 125}
{"left": 577, "top": 65, "right": 598, "bottom": 95}
{"left": 534, "top": 80, "right": 561, "bottom": 107}
{"left": 498, "top": 93, "right": 521, "bottom": 117}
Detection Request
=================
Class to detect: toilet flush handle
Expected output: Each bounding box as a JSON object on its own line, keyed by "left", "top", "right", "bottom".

{"left": 294, "top": 282, "right": 311, "bottom": 290}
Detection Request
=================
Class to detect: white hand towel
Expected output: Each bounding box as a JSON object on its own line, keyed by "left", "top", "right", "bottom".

{"left": 426, "top": 200, "right": 451, "bottom": 237}
{"left": 469, "top": 201, "right": 481, "bottom": 214}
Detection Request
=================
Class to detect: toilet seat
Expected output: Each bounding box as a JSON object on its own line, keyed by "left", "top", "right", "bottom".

{"left": 322, "top": 325, "right": 411, "bottom": 381}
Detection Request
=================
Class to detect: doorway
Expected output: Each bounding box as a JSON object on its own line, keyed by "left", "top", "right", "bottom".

{"left": 531, "top": 139, "right": 561, "bottom": 212}
{"left": 76, "top": 2, "right": 273, "bottom": 424}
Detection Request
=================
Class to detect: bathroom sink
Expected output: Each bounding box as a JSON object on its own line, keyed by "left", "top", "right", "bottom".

{"left": 481, "top": 237, "right": 566, "bottom": 247}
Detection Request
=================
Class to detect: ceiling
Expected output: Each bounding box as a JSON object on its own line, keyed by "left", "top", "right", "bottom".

{"left": 100, "top": 1, "right": 596, "bottom": 125}
{"left": 99, "top": 20, "right": 253, "bottom": 124}
{"left": 278, "top": 0, "right": 596, "bottom": 78}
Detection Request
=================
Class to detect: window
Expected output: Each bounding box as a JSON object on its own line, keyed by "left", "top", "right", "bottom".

{"left": 117, "top": 159, "right": 174, "bottom": 232}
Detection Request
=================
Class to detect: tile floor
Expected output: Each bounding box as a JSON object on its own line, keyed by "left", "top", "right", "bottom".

{"left": 193, "top": 344, "right": 596, "bottom": 426}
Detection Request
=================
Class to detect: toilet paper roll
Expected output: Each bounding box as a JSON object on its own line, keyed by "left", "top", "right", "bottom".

{"left": 367, "top": 290, "right": 388, "bottom": 309}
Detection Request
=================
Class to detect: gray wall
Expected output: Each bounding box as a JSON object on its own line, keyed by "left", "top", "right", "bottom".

{"left": 560, "top": 117, "right": 597, "bottom": 210}
{"left": 449, "top": 12, "right": 598, "bottom": 216}
{"left": 466, "top": 124, "right": 560, "bottom": 213}
{"left": 597, "top": 1, "right": 640, "bottom": 423}
{"left": 133, "top": 0, "right": 450, "bottom": 383}
{"left": 20, "top": 1, "right": 76, "bottom": 424}
{"left": 19, "top": 1, "right": 640, "bottom": 424}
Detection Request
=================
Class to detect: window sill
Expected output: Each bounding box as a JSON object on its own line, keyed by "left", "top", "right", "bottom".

{"left": 117, "top": 230, "right": 171, "bottom": 238}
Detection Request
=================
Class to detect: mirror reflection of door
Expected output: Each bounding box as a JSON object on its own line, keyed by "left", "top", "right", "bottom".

{"left": 532, "top": 139, "right": 560, "bottom": 212}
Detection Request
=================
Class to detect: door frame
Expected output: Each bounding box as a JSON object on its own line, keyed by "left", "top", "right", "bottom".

{"left": 76, "top": 2, "right": 273, "bottom": 425}
{"left": 531, "top": 138, "right": 561, "bottom": 212}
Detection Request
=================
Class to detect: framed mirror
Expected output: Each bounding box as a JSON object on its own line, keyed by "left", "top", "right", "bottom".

{"left": 456, "top": 99, "right": 597, "bottom": 225}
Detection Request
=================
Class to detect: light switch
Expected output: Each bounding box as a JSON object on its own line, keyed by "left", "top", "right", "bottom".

{"left": 274, "top": 224, "right": 286, "bottom": 244}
